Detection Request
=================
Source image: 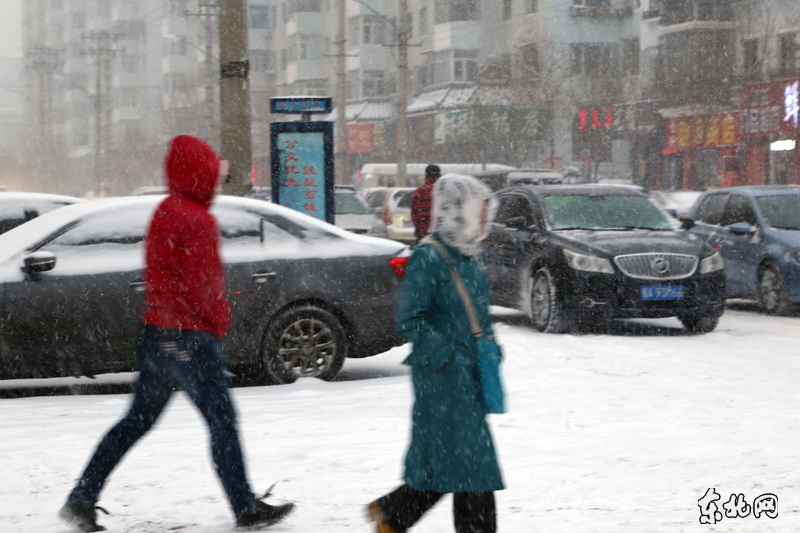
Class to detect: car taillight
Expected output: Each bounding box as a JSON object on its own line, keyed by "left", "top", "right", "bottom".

{"left": 389, "top": 256, "right": 409, "bottom": 278}
{"left": 384, "top": 205, "right": 392, "bottom": 226}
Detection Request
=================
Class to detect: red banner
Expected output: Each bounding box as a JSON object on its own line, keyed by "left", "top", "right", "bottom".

{"left": 346, "top": 124, "right": 372, "bottom": 154}
{"left": 741, "top": 78, "right": 800, "bottom": 138}
{"left": 665, "top": 112, "right": 740, "bottom": 154}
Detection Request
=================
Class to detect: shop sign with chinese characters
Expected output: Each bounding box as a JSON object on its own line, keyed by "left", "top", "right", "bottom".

{"left": 741, "top": 78, "right": 800, "bottom": 137}
{"left": 346, "top": 124, "right": 372, "bottom": 154}
{"left": 270, "top": 121, "right": 335, "bottom": 224}
{"left": 664, "top": 113, "right": 740, "bottom": 153}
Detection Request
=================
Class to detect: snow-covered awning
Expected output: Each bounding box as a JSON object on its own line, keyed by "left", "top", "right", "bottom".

{"left": 68, "top": 145, "right": 94, "bottom": 159}
{"left": 407, "top": 88, "right": 450, "bottom": 114}
{"left": 358, "top": 100, "right": 394, "bottom": 121}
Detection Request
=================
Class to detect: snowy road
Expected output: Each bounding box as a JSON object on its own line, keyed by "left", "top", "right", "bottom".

{"left": 1, "top": 305, "right": 799, "bottom": 532}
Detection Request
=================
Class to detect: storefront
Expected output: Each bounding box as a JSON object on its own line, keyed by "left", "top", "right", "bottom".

{"left": 663, "top": 112, "right": 742, "bottom": 190}
{"left": 741, "top": 78, "right": 800, "bottom": 186}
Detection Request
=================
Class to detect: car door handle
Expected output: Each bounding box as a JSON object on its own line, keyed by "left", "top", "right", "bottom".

{"left": 129, "top": 280, "right": 146, "bottom": 292}
{"left": 252, "top": 271, "right": 277, "bottom": 283}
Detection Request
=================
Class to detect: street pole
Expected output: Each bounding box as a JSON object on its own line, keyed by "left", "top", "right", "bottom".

{"left": 335, "top": 0, "right": 347, "bottom": 184}
{"left": 397, "top": 0, "right": 408, "bottom": 187}
{"left": 219, "top": 0, "right": 251, "bottom": 196}
{"left": 203, "top": 3, "right": 216, "bottom": 146}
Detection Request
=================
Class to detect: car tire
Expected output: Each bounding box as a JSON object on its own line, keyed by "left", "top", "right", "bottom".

{"left": 679, "top": 312, "right": 720, "bottom": 334}
{"left": 758, "top": 263, "right": 794, "bottom": 315}
{"left": 262, "top": 306, "right": 347, "bottom": 385}
{"left": 529, "top": 267, "right": 569, "bottom": 333}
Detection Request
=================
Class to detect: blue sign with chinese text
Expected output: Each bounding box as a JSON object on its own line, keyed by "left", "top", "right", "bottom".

{"left": 270, "top": 97, "right": 332, "bottom": 115}
{"left": 270, "top": 121, "right": 334, "bottom": 224}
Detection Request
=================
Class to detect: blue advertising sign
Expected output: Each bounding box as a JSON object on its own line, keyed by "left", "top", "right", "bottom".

{"left": 270, "top": 97, "right": 332, "bottom": 115}
{"left": 270, "top": 121, "right": 334, "bottom": 224}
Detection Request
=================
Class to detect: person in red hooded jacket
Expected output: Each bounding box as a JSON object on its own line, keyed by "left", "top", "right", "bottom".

{"left": 60, "top": 136, "right": 294, "bottom": 532}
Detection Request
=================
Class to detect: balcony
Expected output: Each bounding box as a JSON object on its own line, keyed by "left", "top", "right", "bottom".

{"left": 286, "top": 13, "right": 322, "bottom": 36}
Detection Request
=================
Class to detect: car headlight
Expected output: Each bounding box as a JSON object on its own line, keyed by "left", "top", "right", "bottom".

{"left": 563, "top": 249, "right": 614, "bottom": 274}
{"left": 699, "top": 251, "right": 724, "bottom": 273}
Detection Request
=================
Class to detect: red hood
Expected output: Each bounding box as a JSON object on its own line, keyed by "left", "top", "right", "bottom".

{"left": 164, "top": 135, "right": 220, "bottom": 208}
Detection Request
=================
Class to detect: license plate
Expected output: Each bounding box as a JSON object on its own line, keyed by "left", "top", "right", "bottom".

{"left": 640, "top": 285, "right": 684, "bottom": 300}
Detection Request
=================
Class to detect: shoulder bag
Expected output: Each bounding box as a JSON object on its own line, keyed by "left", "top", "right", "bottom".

{"left": 425, "top": 237, "right": 506, "bottom": 414}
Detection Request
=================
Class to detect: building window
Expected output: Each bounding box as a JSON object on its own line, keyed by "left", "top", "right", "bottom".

{"left": 527, "top": 0, "right": 538, "bottom": 13}
{"left": 571, "top": 43, "right": 614, "bottom": 76}
{"left": 287, "top": 0, "right": 322, "bottom": 14}
{"left": 169, "top": 40, "right": 187, "bottom": 56}
{"left": 454, "top": 50, "right": 479, "bottom": 81}
{"left": 363, "top": 69, "right": 385, "bottom": 97}
{"left": 169, "top": 0, "right": 187, "bottom": 17}
{"left": 435, "top": 0, "right": 479, "bottom": 24}
{"left": 250, "top": 50, "right": 273, "bottom": 73}
{"left": 280, "top": 49, "right": 287, "bottom": 70}
{"left": 503, "top": 0, "right": 512, "bottom": 20}
{"left": 349, "top": 16, "right": 386, "bottom": 46}
{"left": 419, "top": 7, "right": 429, "bottom": 34}
{"left": 249, "top": 5, "right": 270, "bottom": 28}
{"left": 121, "top": 54, "right": 139, "bottom": 73}
{"left": 521, "top": 43, "right": 539, "bottom": 74}
{"left": 405, "top": 12, "right": 413, "bottom": 39}
{"left": 742, "top": 38, "right": 760, "bottom": 78}
{"left": 164, "top": 73, "right": 187, "bottom": 94}
{"left": 121, "top": 87, "right": 137, "bottom": 107}
{"left": 573, "top": 0, "right": 610, "bottom": 8}
{"left": 288, "top": 35, "right": 321, "bottom": 61}
{"left": 621, "top": 38, "right": 640, "bottom": 75}
{"left": 71, "top": 13, "right": 85, "bottom": 30}
{"left": 779, "top": 33, "right": 798, "bottom": 77}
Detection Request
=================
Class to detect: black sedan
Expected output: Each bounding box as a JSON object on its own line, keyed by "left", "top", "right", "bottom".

{"left": 0, "top": 195, "right": 408, "bottom": 383}
{"left": 484, "top": 186, "right": 726, "bottom": 333}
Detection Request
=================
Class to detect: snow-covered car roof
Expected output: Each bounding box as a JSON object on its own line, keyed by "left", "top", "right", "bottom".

{"left": 0, "top": 194, "right": 405, "bottom": 267}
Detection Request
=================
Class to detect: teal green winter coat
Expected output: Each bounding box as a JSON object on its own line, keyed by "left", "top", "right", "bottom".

{"left": 397, "top": 236, "right": 504, "bottom": 493}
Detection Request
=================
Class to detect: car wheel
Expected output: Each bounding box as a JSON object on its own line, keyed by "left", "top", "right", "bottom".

{"left": 758, "top": 263, "right": 793, "bottom": 315}
{"left": 262, "top": 306, "right": 347, "bottom": 385}
{"left": 679, "top": 312, "right": 720, "bottom": 334}
{"left": 529, "top": 267, "right": 569, "bottom": 333}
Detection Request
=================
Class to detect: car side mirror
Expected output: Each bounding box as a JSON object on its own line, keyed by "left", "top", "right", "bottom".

{"left": 679, "top": 216, "right": 695, "bottom": 230}
{"left": 729, "top": 222, "right": 756, "bottom": 236}
{"left": 22, "top": 251, "right": 56, "bottom": 274}
{"left": 504, "top": 216, "right": 530, "bottom": 231}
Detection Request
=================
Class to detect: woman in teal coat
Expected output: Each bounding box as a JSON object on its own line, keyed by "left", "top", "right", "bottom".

{"left": 368, "top": 174, "right": 504, "bottom": 533}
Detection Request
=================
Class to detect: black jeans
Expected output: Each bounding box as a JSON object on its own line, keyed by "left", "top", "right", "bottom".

{"left": 67, "top": 324, "right": 256, "bottom": 518}
{"left": 378, "top": 484, "right": 496, "bottom": 533}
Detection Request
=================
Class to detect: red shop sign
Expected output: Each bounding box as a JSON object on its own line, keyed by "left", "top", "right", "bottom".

{"left": 665, "top": 112, "right": 740, "bottom": 154}
{"left": 741, "top": 78, "right": 800, "bottom": 138}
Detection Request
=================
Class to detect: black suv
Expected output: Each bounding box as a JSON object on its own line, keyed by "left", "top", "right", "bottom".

{"left": 484, "top": 186, "right": 726, "bottom": 333}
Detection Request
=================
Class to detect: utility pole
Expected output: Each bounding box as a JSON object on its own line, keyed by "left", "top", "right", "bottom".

{"left": 186, "top": 2, "right": 219, "bottom": 146}
{"left": 219, "top": 0, "right": 251, "bottom": 196}
{"left": 396, "top": 0, "right": 409, "bottom": 187}
{"left": 335, "top": 0, "right": 347, "bottom": 184}
{"left": 82, "top": 30, "right": 122, "bottom": 194}
{"left": 27, "top": 46, "right": 61, "bottom": 154}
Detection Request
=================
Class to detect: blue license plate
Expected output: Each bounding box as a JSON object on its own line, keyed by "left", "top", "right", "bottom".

{"left": 640, "top": 285, "right": 684, "bottom": 300}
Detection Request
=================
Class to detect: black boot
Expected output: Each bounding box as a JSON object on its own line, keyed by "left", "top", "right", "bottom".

{"left": 58, "top": 503, "right": 109, "bottom": 532}
{"left": 236, "top": 500, "right": 295, "bottom": 529}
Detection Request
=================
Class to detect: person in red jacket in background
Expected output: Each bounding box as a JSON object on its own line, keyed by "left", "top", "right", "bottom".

{"left": 410, "top": 164, "right": 441, "bottom": 242}
{"left": 60, "top": 136, "right": 294, "bottom": 532}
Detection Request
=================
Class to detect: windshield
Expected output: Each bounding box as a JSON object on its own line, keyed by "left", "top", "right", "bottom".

{"left": 543, "top": 194, "right": 673, "bottom": 231}
{"left": 335, "top": 193, "right": 372, "bottom": 215}
{"left": 756, "top": 194, "right": 800, "bottom": 230}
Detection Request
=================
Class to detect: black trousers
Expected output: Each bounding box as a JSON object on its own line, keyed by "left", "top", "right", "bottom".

{"left": 378, "top": 484, "right": 496, "bottom": 533}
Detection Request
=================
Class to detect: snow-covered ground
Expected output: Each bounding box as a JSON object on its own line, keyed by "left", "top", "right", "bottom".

{"left": 1, "top": 306, "right": 798, "bottom": 532}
